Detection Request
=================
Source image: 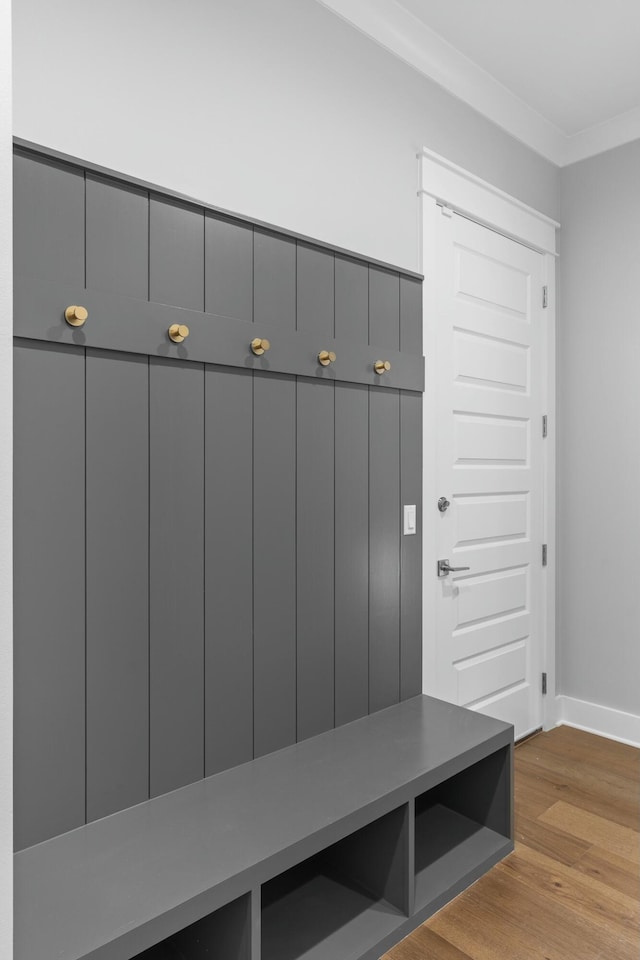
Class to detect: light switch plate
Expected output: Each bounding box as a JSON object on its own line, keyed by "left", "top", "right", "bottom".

{"left": 403, "top": 504, "right": 416, "bottom": 535}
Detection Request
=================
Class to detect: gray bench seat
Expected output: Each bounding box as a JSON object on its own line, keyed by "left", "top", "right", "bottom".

{"left": 15, "top": 695, "right": 513, "bottom": 960}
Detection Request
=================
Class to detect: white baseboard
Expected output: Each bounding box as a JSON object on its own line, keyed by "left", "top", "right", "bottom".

{"left": 556, "top": 695, "right": 640, "bottom": 748}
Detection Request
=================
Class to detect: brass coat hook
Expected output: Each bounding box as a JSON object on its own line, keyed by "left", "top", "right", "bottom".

{"left": 318, "top": 350, "right": 336, "bottom": 366}
{"left": 64, "top": 305, "right": 88, "bottom": 328}
{"left": 168, "top": 324, "right": 190, "bottom": 343}
{"left": 251, "top": 337, "right": 271, "bottom": 356}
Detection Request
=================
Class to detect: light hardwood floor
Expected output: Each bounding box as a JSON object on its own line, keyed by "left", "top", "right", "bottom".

{"left": 385, "top": 725, "right": 640, "bottom": 960}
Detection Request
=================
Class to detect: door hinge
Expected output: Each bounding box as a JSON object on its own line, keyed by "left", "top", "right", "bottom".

{"left": 542, "top": 544, "right": 548, "bottom": 566}
{"left": 542, "top": 672, "right": 547, "bottom": 695}
{"left": 542, "top": 285, "right": 548, "bottom": 308}
{"left": 542, "top": 414, "right": 548, "bottom": 438}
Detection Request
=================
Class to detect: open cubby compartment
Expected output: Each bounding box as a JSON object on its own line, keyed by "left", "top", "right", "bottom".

{"left": 261, "top": 803, "right": 410, "bottom": 960}
{"left": 134, "top": 892, "right": 252, "bottom": 960}
{"left": 414, "top": 744, "right": 512, "bottom": 912}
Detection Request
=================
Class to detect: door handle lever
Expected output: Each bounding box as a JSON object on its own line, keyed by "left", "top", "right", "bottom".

{"left": 438, "top": 559, "right": 470, "bottom": 578}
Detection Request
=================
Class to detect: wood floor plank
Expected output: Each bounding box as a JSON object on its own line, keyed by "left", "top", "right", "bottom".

{"left": 382, "top": 726, "right": 640, "bottom": 960}
{"left": 513, "top": 769, "right": 556, "bottom": 821}
{"left": 430, "top": 864, "right": 638, "bottom": 960}
{"left": 536, "top": 725, "right": 638, "bottom": 763}
{"left": 514, "top": 814, "right": 591, "bottom": 866}
{"left": 539, "top": 800, "right": 640, "bottom": 865}
{"left": 502, "top": 842, "right": 639, "bottom": 939}
{"left": 521, "top": 725, "right": 640, "bottom": 781}
{"left": 574, "top": 845, "right": 640, "bottom": 900}
{"left": 385, "top": 927, "right": 473, "bottom": 960}
{"left": 516, "top": 735, "right": 639, "bottom": 792}
{"left": 517, "top": 738, "right": 639, "bottom": 795}
{"left": 516, "top": 756, "right": 639, "bottom": 830}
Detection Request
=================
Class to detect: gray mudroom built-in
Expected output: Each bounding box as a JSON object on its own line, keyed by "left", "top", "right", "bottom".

{"left": 12, "top": 142, "right": 513, "bottom": 960}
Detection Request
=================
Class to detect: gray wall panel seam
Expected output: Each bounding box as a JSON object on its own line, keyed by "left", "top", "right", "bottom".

{"left": 332, "top": 256, "right": 336, "bottom": 339}
{"left": 332, "top": 258, "right": 336, "bottom": 730}
{"left": 252, "top": 371, "right": 259, "bottom": 759}
{"left": 146, "top": 192, "right": 150, "bottom": 302}
{"left": 147, "top": 355, "right": 151, "bottom": 800}
{"left": 398, "top": 392, "right": 402, "bottom": 704}
{"left": 294, "top": 376, "right": 298, "bottom": 742}
{"left": 83, "top": 172, "right": 87, "bottom": 290}
{"left": 333, "top": 381, "right": 336, "bottom": 729}
{"left": 202, "top": 212, "right": 206, "bottom": 319}
{"left": 83, "top": 346, "right": 87, "bottom": 825}
{"left": 203, "top": 366, "right": 206, "bottom": 776}
{"left": 367, "top": 267, "right": 370, "bottom": 347}
{"left": 368, "top": 267, "right": 371, "bottom": 716}
{"left": 367, "top": 386, "right": 370, "bottom": 716}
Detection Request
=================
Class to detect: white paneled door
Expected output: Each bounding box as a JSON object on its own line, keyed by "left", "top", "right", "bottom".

{"left": 433, "top": 211, "right": 544, "bottom": 738}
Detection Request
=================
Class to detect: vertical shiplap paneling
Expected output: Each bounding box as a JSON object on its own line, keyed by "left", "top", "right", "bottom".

{"left": 13, "top": 153, "right": 85, "bottom": 284}
{"left": 253, "top": 230, "right": 296, "bottom": 330}
{"left": 369, "top": 266, "right": 400, "bottom": 350}
{"left": 400, "top": 276, "right": 422, "bottom": 357}
{"left": 205, "top": 215, "right": 254, "bottom": 322}
{"left": 334, "top": 382, "right": 369, "bottom": 726}
{"left": 149, "top": 358, "right": 205, "bottom": 798}
{"left": 85, "top": 350, "right": 149, "bottom": 822}
{"left": 204, "top": 365, "right": 254, "bottom": 776}
{"left": 296, "top": 244, "right": 334, "bottom": 336}
{"left": 369, "top": 388, "right": 401, "bottom": 712}
{"left": 400, "top": 391, "right": 423, "bottom": 700}
{"left": 85, "top": 175, "right": 149, "bottom": 299}
{"left": 335, "top": 256, "right": 368, "bottom": 343}
{"left": 296, "top": 378, "right": 335, "bottom": 740}
{"left": 253, "top": 372, "right": 297, "bottom": 757}
{"left": 13, "top": 150, "right": 426, "bottom": 845}
{"left": 149, "top": 196, "right": 204, "bottom": 311}
{"left": 13, "top": 341, "right": 86, "bottom": 850}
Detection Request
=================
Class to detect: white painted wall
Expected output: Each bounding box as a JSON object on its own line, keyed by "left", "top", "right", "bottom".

{"left": 558, "top": 140, "right": 640, "bottom": 720}
{"left": 12, "top": 0, "right": 559, "bottom": 273}
{"left": 0, "top": 0, "right": 13, "bottom": 954}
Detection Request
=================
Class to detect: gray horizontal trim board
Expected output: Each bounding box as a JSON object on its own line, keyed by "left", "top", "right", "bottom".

{"left": 15, "top": 696, "right": 512, "bottom": 960}
{"left": 13, "top": 139, "right": 424, "bottom": 281}
{"left": 14, "top": 276, "right": 425, "bottom": 393}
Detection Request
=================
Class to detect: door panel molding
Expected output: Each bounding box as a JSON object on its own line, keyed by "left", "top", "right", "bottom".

{"left": 420, "top": 149, "right": 558, "bottom": 732}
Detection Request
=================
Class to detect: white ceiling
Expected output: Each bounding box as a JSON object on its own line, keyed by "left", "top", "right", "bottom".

{"left": 317, "top": 0, "right": 640, "bottom": 165}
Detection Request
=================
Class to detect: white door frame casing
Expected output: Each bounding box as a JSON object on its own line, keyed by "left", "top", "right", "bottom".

{"left": 419, "top": 147, "right": 559, "bottom": 732}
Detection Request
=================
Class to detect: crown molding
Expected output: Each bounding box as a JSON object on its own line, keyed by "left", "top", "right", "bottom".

{"left": 563, "top": 105, "right": 640, "bottom": 166}
{"left": 316, "top": 0, "right": 640, "bottom": 167}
